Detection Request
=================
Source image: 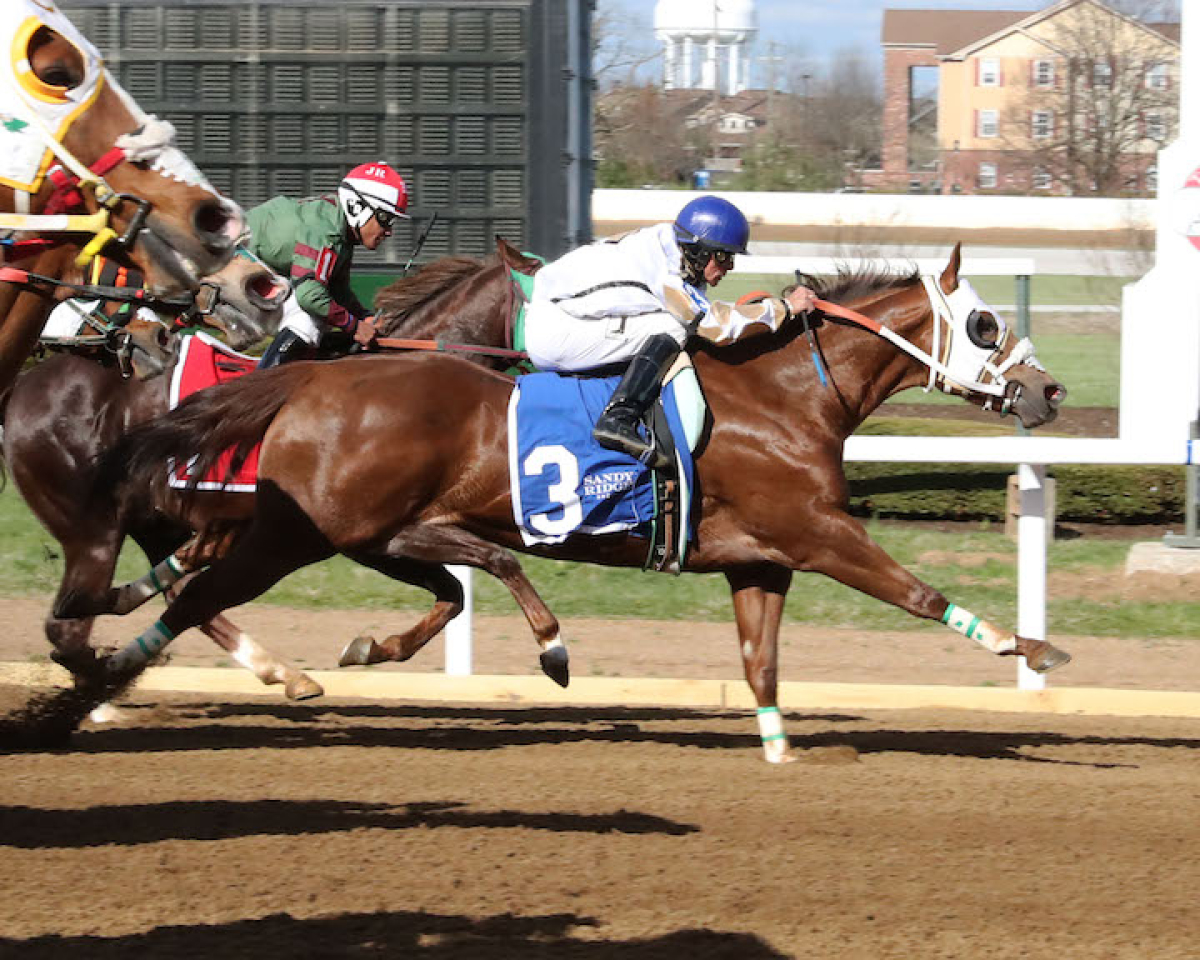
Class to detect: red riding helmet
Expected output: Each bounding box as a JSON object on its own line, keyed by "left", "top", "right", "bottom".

{"left": 337, "top": 162, "right": 410, "bottom": 231}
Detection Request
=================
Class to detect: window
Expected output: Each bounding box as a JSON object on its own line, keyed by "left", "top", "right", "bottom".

{"left": 1033, "top": 60, "right": 1055, "bottom": 87}
{"left": 1031, "top": 110, "right": 1053, "bottom": 139}
{"left": 978, "top": 163, "right": 997, "bottom": 189}
{"left": 1145, "top": 113, "right": 1166, "bottom": 141}
{"left": 1093, "top": 61, "right": 1112, "bottom": 88}
{"left": 978, "top": 57, "right": 1000, "bottom": 86}
{"left": 977, "top": 109, "right": 998, "bottom": 138}
{"left": 1032, "top": 169, "right": 1052, "bottom": 190}
{"left": 1146, "top": 165, "right": 1158, "bottom": 192}
{"left": 1146, "top": 63, "right": 1169, "bottom": 90}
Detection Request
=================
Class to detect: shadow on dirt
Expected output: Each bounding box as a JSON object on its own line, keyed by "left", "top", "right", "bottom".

{"left": 0, "top": 909, "right": 789, "bottom": 960}
{"left": 5, "top": 698, "right": 1195, "bottom": 767}
{"left": 0, "top": 798, "right": 698, "bottom": 849}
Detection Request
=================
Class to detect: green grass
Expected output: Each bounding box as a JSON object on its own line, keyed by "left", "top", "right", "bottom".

{"left": 2, "top": 487, "right": 1196, "bottom": 639}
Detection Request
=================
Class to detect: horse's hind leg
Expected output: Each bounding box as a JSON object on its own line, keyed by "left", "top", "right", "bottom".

{"left": 337, "top": 556, "right": 465, "bottom": 668}
{"left": 348, "top": 526, "right": 570, "bottom": 687}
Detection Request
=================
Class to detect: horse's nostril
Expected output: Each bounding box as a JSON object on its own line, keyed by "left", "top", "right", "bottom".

{"left": 193, "top": 201, "right": 237, "bottom": 252}
{"left": 1046, "top": 384, "right": 1066, "bottom": 405}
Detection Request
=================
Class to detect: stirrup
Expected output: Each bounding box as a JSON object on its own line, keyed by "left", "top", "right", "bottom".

{"left": 593, "top": 419, "right": 665, "bottom": 468}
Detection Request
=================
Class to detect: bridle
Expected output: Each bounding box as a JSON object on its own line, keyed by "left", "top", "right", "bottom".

{"left": 0, "top": 12, "right": 212, "bottom": 271}
{"left": 814, "top": 275, "right": 1043, "bottom": 417}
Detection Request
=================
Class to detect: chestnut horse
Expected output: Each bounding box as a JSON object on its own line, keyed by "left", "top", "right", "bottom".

{"left": 1, "top": 3, "right": 245, "bottom": 396}
{"left": 95, "top": 247, "right": 1070, "bottom": 762}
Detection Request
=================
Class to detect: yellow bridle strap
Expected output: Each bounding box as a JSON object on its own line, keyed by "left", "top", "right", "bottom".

{"left": 0, "top": 207, "right": 116, "bottom": 267}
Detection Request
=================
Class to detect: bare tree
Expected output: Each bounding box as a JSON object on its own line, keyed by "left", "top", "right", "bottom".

{"left": 1004, "top": 0, "right": 1178, "bottom": 195}
{"left": 592, "top": 3, "right": 661, "bottom": 91}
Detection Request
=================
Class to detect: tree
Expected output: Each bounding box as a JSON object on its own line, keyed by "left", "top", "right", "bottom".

{"left": 593, "top": 85, "right": 701, "bottom": 188}
{"left": 1004, "top": 0, "right": 1178, "bottom": 195}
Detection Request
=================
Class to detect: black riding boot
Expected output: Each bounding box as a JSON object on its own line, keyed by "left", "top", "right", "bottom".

{"left": 592, "top": 334, "right": 681, "bottom": 468}
{"left": 257, "top": 328, "right": 310, "bottom": 369}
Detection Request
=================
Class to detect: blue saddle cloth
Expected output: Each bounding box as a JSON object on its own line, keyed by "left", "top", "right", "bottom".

{"left": 508, "top": 372, "right": 697, "bottom": 546}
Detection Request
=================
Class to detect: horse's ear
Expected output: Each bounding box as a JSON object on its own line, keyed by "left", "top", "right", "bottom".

{"left": 495, "top": 235, "right": 541, "bottom": 275}
{"left": 940, "top": 243, "right": 962, "bottom": 294}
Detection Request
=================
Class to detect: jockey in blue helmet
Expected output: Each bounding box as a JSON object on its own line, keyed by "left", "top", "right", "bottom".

{"left": 525, "top": 194, "right": 816, "bottom": 467}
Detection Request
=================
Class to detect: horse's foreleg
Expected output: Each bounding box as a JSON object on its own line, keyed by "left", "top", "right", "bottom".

{"left": 367, "top": 526, "right": 569, "bottom": 687}
{"left": 337, "top": 556, "right": 464, "bottom": 668}
{"left": 793, "top": 514, "right": 1070, "bottom": 673}
{"left": 46, "top": 534, "right": 124, "bottom": 678}
{"left": 727, "top": 564, "right": 794, "bottom": 763}
{"left": 104, "top": 515, "right": 333, "bottom": 675}
{"left": 64, "top": 528, "right": 239, "bottom": 618}
{"left": 159, "top": 570, "right": 323, "bottom": 700}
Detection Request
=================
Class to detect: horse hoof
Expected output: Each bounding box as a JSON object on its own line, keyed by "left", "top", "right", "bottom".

{"left": 286, "top": 675, "right": 325, "bottom": 701}
{"left": 1018, "top": 637, "right": 1072, "bottom": 673}
{"left": 539, "top": 646, "right": 570, "bottom": 688}
{"left": 339, "top": 636, "right": 379, "bottom": 667}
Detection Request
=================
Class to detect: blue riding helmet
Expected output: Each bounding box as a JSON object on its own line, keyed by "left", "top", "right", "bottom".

{"left": 673, "top": 195, "right": 750, "bottom": 254}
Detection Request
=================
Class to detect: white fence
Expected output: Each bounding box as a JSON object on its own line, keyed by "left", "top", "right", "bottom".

{"left": 594, "top": 188, "right": 1156, "bottom": 235}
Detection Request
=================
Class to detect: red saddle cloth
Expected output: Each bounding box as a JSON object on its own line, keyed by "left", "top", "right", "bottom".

{"left": 167, "top": 332, "right": 260, "bottom": 491}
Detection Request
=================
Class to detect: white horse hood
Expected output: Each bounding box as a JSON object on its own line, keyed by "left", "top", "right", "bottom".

{"left": 0, "top": 0, "right": 111, "bottom": 191}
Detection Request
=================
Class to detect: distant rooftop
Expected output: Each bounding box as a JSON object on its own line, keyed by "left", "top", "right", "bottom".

{"left": 881, "top": 9, "right": 1029, "bottom": 55}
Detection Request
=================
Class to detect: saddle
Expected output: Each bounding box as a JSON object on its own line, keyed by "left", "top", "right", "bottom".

{"left": 508, "top": 360, "right": 706, "bottom": 573}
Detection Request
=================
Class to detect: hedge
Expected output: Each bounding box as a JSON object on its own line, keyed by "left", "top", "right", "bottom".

{"left": 845, "top": 418, "right": 1187, "bottom": 524}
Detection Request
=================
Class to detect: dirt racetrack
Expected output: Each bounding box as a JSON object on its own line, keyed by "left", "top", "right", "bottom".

{"left": 2, "top": 600, "right": 1200, "bottom": 958}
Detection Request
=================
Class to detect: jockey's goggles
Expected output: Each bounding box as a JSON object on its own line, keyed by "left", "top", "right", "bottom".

{"left": 711, "top": 249, "right": 735, "bottom": 269}
{"left": 373, "top": 207, "right": 400, "bottom": 229}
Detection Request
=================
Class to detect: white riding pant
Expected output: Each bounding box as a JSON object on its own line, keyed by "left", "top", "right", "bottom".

{"left": 278, "top": 291, "right": 324, "bottom": 346}
{"left": 524, "top": 300, "right": 687, "bottom": 373}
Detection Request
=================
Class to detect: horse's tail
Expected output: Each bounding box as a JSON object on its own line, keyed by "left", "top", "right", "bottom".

{"left": 103, "top": 364, "right": 314, "bottom": 497}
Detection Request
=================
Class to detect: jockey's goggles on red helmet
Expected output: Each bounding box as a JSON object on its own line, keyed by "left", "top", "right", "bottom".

{"left": 338, "top": 162, "right": 411, "bottom": 232}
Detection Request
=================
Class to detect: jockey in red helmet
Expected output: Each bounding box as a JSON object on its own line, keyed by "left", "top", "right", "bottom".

{"left": 253, "top": 162, "right": 410, "bottom": 368}
{"left": 524, "top": 195, "right": 816, "bottom": 467}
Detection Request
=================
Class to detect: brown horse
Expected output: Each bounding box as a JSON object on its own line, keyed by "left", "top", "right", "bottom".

{"left": 5, "top": 249, "right": 521, "bottom": 696}
{"left": 1, "top": 255, "right": 310, "bottom": 697}
{"left": 1, "top": 8, "right": 246, "bottom": 396}
{"left": 93, "top": 247, "right": 1069, "bottom": 762}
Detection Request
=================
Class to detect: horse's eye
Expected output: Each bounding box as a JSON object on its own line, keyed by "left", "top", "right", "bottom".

{"left": 966, "top": 310, "right": 1000, "bottom": 349}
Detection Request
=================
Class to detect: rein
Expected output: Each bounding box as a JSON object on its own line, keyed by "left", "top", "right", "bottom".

{"left": 0, "top": 264, "right": 192, "bottom": 312}
{"left": 375, "top": 336, "right": 529, "bottom": 362}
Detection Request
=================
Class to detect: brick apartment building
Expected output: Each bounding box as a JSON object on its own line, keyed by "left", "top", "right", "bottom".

{"left": 871, "top": 0, "right": 1179, "bottom": 195}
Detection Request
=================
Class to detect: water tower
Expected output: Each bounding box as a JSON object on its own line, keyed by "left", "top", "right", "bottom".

{"left": 655, "top": 0, "right": 757, "bottom": 95}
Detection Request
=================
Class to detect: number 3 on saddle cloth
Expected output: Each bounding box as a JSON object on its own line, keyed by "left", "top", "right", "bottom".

{"left": 508, "top": 367, "right": 705, "bottom": 573}
{"left": 167, "top": 332, "right": 260, "bottom": 491}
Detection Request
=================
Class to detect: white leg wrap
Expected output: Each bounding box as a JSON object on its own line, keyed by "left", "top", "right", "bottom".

{"left": 943, "top": 604, "right": 1017, "bottom": 655}
{"left": 230, "top": 633, "right": 282, "bottom": 684}
{"left": 114, "top": 555, "right": 187, "bottom": 614}
{"left": 108, "top": 621, "right": 176, "bottom": 673}
{"left": 757, "top": 706, "right": 791, "bottom": 763}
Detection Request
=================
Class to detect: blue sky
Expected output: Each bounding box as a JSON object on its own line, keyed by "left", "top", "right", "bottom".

{"left": 597, "top": 0, "right": 1047, "bottom": 81}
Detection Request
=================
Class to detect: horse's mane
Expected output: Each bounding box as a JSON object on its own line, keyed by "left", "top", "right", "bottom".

{"left": 373, "top": 256, "right": 490, "bottom": 322}
{"left": 796, "top": 263, "right": 921, "bottom": 306}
